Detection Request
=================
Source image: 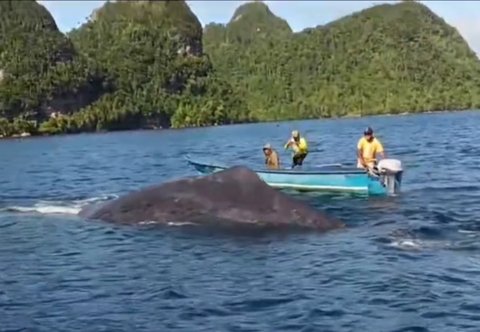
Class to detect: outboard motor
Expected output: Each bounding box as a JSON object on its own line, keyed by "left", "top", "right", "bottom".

{"left": 376, "top": 159, "right": 403, "bottom": 195}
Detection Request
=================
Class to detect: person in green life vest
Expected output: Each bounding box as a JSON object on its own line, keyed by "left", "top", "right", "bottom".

{"left": 284, "top": 130, "right": 309, "bottom": 168}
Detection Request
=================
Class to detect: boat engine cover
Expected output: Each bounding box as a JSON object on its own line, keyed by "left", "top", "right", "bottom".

{"left": 377, "top": 159, "right": 402, "bottom": 173}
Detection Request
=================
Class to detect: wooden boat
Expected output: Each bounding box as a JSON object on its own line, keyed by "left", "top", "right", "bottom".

{"left": 185, "top": 156, "right": 403, "bottom": 196}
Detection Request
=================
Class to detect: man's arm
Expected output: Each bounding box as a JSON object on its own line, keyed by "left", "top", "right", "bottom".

{"left": 284, "top": 138, "right": 293, "bottom": 150}
{"left": 357, "top": 148, "right": 365, "bottom": 166}
{"left": 376, "top": 141, "right": 386, "bottom": 159}
{"left": 357, "top": 139, "right": 365, "bottom": 166}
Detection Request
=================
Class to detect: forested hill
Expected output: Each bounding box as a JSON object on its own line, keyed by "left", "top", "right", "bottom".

{"left": 204, "top": 1, "right": 480, "bottom": 120}
{"left": 0, "top": 0, "right": 107, "bottom": 136}
{"left": 1, "top": 0, "right": 480, "bottom": 137}
{"left": 204, "top": 1, "right": 292, "bottom": 47}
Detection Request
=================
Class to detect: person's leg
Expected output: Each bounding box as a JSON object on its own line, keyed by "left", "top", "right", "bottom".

{"left": 297, "top": 153, "right": 307, "bottom": 165}
{"left": 292, "top": 153, "right": 307, "bottom": 168}
{"left": 291, "top": 155, "right": 297, "bottom": 168}
{"left": 292, "top": 154, "right": 300, "bottom": 168}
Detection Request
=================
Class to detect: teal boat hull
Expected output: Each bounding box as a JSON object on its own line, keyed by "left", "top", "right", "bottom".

{"left": 185, "top": 156, "right": 400, "bottom": 196}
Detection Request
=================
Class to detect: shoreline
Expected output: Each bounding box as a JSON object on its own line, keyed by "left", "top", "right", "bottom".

{"left": 0, "top": 108, "right": 477, "bottom": 141}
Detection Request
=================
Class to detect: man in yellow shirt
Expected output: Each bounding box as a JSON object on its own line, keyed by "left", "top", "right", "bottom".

{"left": 357, "top": 127, "right": 385, "bottom": 169}
{"left": 284, "top": 130, "right": 308, "bottom": 168}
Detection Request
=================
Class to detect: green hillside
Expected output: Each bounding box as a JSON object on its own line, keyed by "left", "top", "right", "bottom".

{"left": 66, "top": 0, "right": 247, "bottom": 132}
{"left": 0, "top": 0, "right": 106, "bottom": 136}
{"left": 204, "top": 1, "right": 480, "bottom": 120}
{"left": 1, "top": 0, "right": 479, "bottom": 137}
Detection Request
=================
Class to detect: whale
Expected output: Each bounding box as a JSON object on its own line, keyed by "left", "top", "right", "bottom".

{"left": 78, "top": 166, "right": 344, "bottom": 232}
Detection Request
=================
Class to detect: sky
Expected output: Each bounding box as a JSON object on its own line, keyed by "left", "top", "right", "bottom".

{"left": 38, "top": 0, "right": 480, "bottom": 55}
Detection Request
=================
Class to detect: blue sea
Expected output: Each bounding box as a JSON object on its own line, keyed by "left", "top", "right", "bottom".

{"left": 1, "top": 110, "right": 480, "bottom": 332}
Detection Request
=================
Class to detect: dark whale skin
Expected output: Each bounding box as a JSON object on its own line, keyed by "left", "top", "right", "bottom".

{"left": 79, "top": 166, "right": 344, "bottom": 232}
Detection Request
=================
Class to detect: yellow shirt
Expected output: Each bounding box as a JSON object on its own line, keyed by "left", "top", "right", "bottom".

{"left": 285, "top": 137, "right": 308, "bottom": 154}
{"left": 357, "top": 137, "right": 384, "bottom": 164}
{"left": 297, "top": 137, "right": 308, "bottom": 153}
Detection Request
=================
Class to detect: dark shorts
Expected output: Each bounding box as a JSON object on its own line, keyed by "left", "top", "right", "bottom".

{"left": 292, "top": 153, "right": 308, "bottom": 167}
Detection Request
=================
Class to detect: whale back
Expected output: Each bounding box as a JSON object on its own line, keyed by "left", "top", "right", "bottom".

{"left": 79, "top": 166, "right": 343, "bottom": 231}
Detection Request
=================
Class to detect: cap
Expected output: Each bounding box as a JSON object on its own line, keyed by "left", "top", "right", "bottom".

{"left": 263, "top": 143, "right": 272, "bottom": 150}
{"left": 364, "top": 127, "right": 373, "bottom": 135}
{"left": 292, "top": 130, "right": 299, "bottom": 138}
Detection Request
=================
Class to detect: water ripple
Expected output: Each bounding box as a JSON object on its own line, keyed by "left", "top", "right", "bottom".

{"left": 1, "top": 111, "right": 480, "bottom": 331}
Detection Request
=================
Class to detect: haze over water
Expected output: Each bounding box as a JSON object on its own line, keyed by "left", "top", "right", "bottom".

{"left": 1, "top": 110, "right": 480, "bottom": 331}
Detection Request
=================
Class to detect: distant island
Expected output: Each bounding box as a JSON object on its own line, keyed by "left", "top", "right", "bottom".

{"left": 1, "top": 0, "right": 480, "bottom": 138}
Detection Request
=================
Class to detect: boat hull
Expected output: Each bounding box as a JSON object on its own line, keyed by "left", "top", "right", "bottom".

{"left": 185, "top": 157, "right": 397, "bottom": 196}
{"left": 259, "top": 171, "right": 385, "bottom": 194}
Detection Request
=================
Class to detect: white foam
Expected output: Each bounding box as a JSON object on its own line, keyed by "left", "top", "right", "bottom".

{"left": 2, "top": 194, "right": 117, "bottom": 216}
{"left": 8, "top": 205, "right": 81, "bottom": 215}
{"left": 138, "top": 220, "right": 196, "bottom": 226}
{"left": 388, "top": 237, "right": 454, "bottom": 251}
{"left": 458, "top": 229, "right": 480, "bottom": 236}
{"left": 167, "top": 221, "right": 196, "bottom": 226}
{"left": 139, "top": 220, "right": 158, "bottom": 225}
{"left": 389, "top": 239, "right": 423, "bottom": 250}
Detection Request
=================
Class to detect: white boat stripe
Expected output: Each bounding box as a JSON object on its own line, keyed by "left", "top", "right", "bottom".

{"left": 266, "top": 182, "right": 369, "bottom": 192}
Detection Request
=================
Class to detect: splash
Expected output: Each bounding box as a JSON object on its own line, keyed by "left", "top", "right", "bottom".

{"left": 388, "top": 238, "right": 424, "bottom": 251}
{"left": 1, "top": 195, "right": 117, "bottom": 216}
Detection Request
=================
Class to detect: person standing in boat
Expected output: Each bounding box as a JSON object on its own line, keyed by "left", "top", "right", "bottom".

{"left": 284, "top": 130, "right": 309, "bottom": 168}
{"left": 262, "top": 143, "right": 280, "bottom": 169}
{"left": 357, "top": 127, "right": 385, "bottom": 170}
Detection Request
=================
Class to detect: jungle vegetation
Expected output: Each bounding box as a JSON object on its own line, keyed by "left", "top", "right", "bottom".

{"left": 1, "top": 0, "right": 479, "bottom": 137}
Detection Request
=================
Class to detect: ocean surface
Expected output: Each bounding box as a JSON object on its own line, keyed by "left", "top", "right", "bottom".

{"left": 1, "top": 110, "right": 480, "bottom": 332}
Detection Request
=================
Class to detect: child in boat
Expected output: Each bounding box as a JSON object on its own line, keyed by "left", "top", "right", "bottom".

{"left": 262, "top": 143, "right": 280, "bottom": 169}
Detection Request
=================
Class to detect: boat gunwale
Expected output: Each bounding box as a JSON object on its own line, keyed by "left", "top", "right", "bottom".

{"left": 185, "top": 156, "right": 369, "bottom": 176}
